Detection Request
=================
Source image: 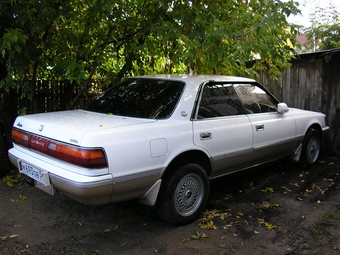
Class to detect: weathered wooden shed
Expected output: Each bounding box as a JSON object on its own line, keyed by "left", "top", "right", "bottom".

{"left": 257, "top": 48, "right": 340, "bottom": 155}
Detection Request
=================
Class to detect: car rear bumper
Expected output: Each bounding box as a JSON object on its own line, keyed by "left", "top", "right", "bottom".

{"left": 8, "top": 147, "right": 114, "bottom": 206}
{"left": 48, "top": 172, "right": 114, "bottom": 205}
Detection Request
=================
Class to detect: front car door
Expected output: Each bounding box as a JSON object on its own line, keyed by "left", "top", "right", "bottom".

{"left": 234, "top": 83, "right": 297, "bottom": 162}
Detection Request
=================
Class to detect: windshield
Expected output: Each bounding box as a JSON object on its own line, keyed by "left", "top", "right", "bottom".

{"left": 84, "top": 78, "right": 185, "bottom": 119}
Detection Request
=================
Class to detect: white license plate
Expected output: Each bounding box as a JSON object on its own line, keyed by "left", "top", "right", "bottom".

{"left": 20, "top": 161, "right": 50, "bottom": 186}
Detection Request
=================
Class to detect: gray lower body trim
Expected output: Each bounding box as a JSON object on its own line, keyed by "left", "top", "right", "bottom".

{"left": 50, "top": 173, "right": 114, "bottom": 206}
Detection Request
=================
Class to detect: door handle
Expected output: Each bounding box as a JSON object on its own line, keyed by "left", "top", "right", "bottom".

{"left": 200, "top": 132, "right": 212, "bottom": 140}
{"left": 256, "top": 124, "right": 264, "bottom": 131}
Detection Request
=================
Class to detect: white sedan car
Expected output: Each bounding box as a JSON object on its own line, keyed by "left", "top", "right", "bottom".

{"left": 8, "top": 75, "right": 329, "bottom": 224}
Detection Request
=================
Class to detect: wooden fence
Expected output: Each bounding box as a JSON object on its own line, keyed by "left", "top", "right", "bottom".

{"left": 14, "top": 80, "right": 109, "bottom": 113}
{"left": 257, "top": 48, "right": 340, "bottom": 155}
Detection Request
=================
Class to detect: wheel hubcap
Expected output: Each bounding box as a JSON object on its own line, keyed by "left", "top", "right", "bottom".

{"left": 174, "top": 173, "right": 204, "bottom": 216}
{"left": 307, "top": 136, "right": 320, "bottom": 164}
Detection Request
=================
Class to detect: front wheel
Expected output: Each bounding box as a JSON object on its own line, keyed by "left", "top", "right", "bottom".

{"left": 298, "top": 129, "right": 321, "bottom": 169}
{"left": 156, "top": 163, "right": 209, "bottom": 225}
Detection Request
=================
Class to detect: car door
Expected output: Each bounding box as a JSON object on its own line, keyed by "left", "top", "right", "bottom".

{"left": 234, "top": 83, "right": 297, "bottom": 162}
{"left": 192, "top": 82, "right": 253, "bottom": 178}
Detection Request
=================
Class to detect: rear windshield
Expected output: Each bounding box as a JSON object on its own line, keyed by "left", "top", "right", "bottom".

{"left": 84, "top": 78, "right": 185, "bottom": 119}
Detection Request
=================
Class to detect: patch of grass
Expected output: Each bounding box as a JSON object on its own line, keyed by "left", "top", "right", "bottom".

{"left": 309, "top": 228, "right": 322, "bottom": 239}
{"left": 319, "top": 212, "right": 338, "bottom": 227}
{"left": 309, "top": 212, "right": 339, "bottom": 238}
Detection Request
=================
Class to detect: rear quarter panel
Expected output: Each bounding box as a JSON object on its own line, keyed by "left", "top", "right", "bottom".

{"left": 80, "top": 119, "right": 199, "bottom": 201}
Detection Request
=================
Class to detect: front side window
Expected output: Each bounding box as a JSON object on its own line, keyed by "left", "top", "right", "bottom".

{"left": 84, "top": 78, "right": 185, "bottom": 119}
{"left": 234, "top": 83, "right": 278, "bottom": 114}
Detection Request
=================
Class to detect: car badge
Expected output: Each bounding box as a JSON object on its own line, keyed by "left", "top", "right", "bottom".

{"left": 181, "top": 111, "right": 188, "bottom": 117}
{"left": 39, "top": 125, "right": 44, "bottom": 132}
{"left": 17, "top": 122, "right": 23, "bottom": 127}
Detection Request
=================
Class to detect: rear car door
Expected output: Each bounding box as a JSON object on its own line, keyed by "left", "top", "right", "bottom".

{"left": 192, "top": 82, "right": 253, "bottom": 178}
{"left": 234, "top": 83, "right": 297, "bottom": 162}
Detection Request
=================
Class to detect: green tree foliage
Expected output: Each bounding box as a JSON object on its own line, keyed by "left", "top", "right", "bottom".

{"left": 303, "top": 3, "right": 340, "bottom": 52}
{"left": 0, "top": 0, "right": 300, "bottom": 113}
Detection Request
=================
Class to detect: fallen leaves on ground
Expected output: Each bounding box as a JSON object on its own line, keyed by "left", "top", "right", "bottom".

{"left": 2, "top": 175, "right": 18, "bottom": 187}
{"left": 192, "top": 230, "right": 208, "bottom": 240}
{"left": 261, "top": 187, "right": 274, "bottom": 193}
{"left": 1, "top": 234, "right": 19, "bottom": 241}
{"left": 198, "top": 210, "right": 232, "bottom": 229}
{"left": 104, "top": 225, "right": 119, "bottom": 233}
{"left": 179, "top": 237, "right": 190, "bottom": 245}
{"left": 257, "top": 218, "right": 276, "bottom": 231}
{"left": 260, "top": 201, "right": 280, "bottom": 208}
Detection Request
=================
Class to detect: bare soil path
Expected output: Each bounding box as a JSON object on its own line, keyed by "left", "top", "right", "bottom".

{"left": 1, "top": 155, "right": 340, "bottom": 255}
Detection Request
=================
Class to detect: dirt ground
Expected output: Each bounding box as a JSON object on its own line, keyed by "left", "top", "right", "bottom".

{"left": 1, "top": 154, "right": 340, "bottom": 255}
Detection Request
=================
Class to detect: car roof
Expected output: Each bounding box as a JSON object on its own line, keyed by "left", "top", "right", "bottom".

{"left": 131, "top": 74, "right": 256, "bottom": 84}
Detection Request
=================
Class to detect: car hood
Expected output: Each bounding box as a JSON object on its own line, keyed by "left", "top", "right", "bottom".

{"left": 13, "top": 110, "right": 156, "bottom": 145}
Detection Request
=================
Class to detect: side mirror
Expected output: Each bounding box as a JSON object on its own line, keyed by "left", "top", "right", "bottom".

{"left": 277, "top": 103, "right": 289, "bottom": 114}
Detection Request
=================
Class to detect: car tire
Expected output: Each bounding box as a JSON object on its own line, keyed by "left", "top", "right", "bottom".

{"left": 156, "top": 163, "right": 209, "bottom": 225}
{"left": 298, "top": 128, "right": 321, "bottom": 169}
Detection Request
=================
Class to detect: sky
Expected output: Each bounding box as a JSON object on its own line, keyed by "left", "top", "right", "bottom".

{"left": 286, "top": 0, "right": 340, "bottom": 27}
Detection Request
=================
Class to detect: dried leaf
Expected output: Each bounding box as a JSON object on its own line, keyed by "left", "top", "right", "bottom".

{"left": 19, "top": 195, "right": 26, "bottom": 201}
{"left": 1, "top": 235, "right": 8, "bottom": 241}
{"left": 224, "top": 194, "right": 233, "bottom": 200}
{"left": 219, "top": 212, "right": 232, "bottom": 220}
{"left": 104, "top": 225, "right": 119, "bottom": 233}
{"left": 198, "top": 220, "right": 217, "bottom": 229}
{"left": 260, "top": 201, "right": 270, "bottom": 208}
{"left": 179, "top": 238, "right": 190, "bottom": 245}
{"left": 237, "top": 212, "right": 244, "bottom": 217}
{"left": 3, "top": 176, "right": 18, "bottom": 187}
{"left": 261, "top": 187, "right": 274, "bottom": 193}
{"left": 9, "top": 234, "right": 19, "bottom": 238}
{"left": 231, "top": 221, "right": 241, "bottom": 225}
{"left": 265, "top": 222, "right": 276, "bottom": 230}
{"left": 260, "top": 201, "right": 280, "bottom": 208}
{"left": 192, "top": 230, "right": 208, "bottom": 240}
{"left": 281, "top": 186, "right": 291, "bottom": 192}
{"left": 257, "top": 218, "right": 265, "bottom": 224}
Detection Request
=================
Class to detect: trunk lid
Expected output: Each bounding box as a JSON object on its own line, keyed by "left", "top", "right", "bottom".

{"left": 13, "top": 110, "right": 156, "bottom": 146}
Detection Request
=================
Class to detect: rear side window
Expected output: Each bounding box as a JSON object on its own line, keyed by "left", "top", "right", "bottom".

{"left": 84, "top": 78, "right": 185, "bottom": 119}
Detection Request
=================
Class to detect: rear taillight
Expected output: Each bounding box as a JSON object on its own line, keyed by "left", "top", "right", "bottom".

{"left": 12, "top": 127, "right": 107, "bottom": 168}
{"left": 12, "top": 128, "right": 29, "bottom": 147}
